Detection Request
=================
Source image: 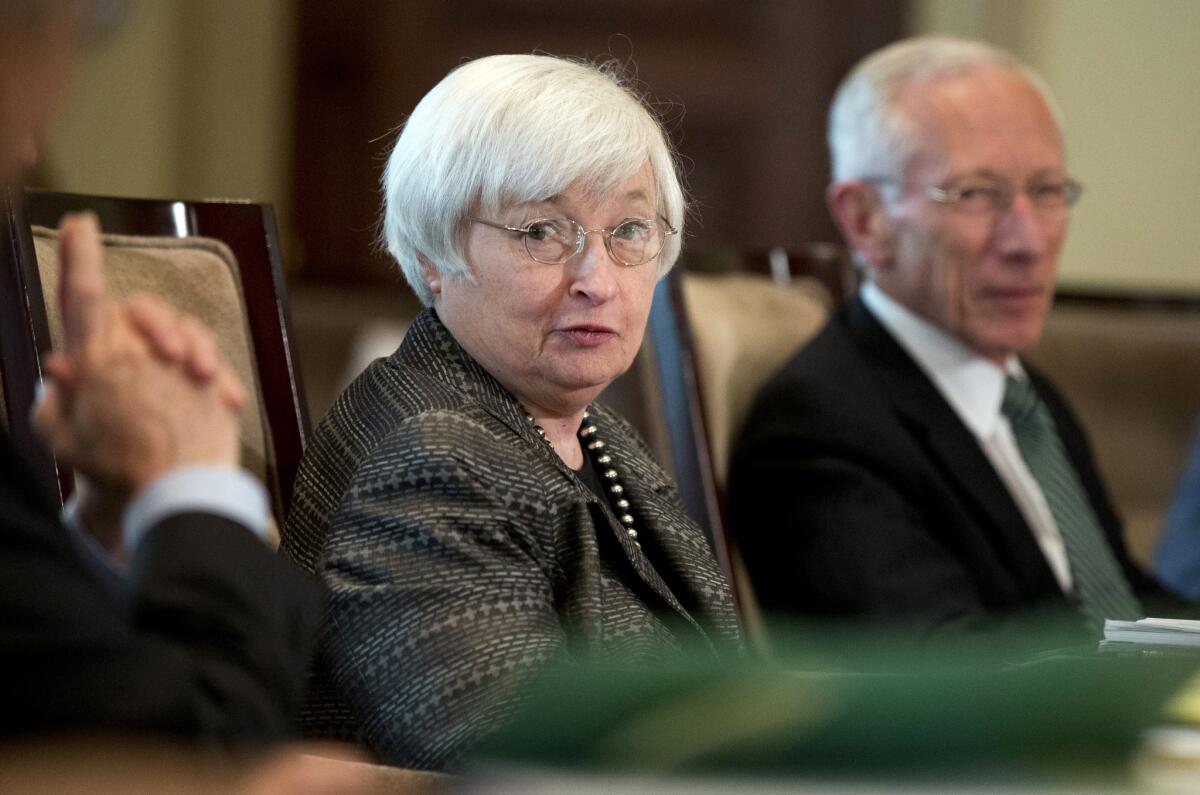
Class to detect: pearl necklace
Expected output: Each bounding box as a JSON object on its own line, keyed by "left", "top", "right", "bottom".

{"left": 525, "top": 409, "right": 640, "bottom": 547}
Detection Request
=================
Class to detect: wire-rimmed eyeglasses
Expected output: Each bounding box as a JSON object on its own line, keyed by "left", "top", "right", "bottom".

{"left": 471, "top": 216, "right": 677, "bottom": 267}
{"left": 869, "top": 176, "right": 1083, "bottom": 217}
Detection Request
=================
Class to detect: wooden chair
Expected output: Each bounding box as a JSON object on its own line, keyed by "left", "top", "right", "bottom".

{"left": 0, "top": 187, "right": 309, "bottom": 526}
{"left": 624, "top": 245, "right": 855, "bottom": 625}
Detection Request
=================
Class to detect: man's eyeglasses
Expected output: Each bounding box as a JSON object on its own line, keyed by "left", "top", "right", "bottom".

{"left": 871, "top": 176, "right": 1083, "bottom": 217}
{"left": 471, "top": 216, "right": 677, "bottom": 267}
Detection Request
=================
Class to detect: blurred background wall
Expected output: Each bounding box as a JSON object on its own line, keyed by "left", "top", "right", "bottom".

{"left": 39, "top": 0, "right": 1200, "bottom": 293}
{"left": 47, "top": 1, "right": 295, "bottom": 217}
{"left": 29, "top": 0, "right": 1200, "bottom": 563}
{"left": 916, "top": 0, "right": 1200, "bottom": 293}
{"left": 34, "top": 0, "right": 1200, "bottom": 407}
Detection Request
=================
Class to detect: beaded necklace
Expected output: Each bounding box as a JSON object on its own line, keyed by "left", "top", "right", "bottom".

{"left": 524, "top": 408, "right": 640, "bottom": 548}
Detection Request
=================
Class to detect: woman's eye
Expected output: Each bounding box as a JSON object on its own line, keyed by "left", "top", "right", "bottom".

{"left": 614, "top": 220, "right": 651, "bottom": 240}
{"left": 524, "top": 221, "right": 555, "bottom": 241}
{"left": 525, "top": 220, "right": 566, "bottom": 241}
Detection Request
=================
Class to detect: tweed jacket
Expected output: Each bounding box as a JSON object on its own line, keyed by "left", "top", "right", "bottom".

{"left": 283, "top": 309, "right": 740, "bottom": 770}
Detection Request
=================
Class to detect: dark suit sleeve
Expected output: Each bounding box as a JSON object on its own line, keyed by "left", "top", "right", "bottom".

{"left": 1155, "top": 421, "right": 1200, "bottom": 600}
{"left": 0, "top": 471, "right": 323, "bottom": 743}
{"left": 729, "top": 410, "right": 990, "bottom": 628}
{"left": 318, "top": 411, "right": 567, "bottom": 771}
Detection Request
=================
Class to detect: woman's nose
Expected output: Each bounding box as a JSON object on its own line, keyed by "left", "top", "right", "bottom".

{"left": 568, "top": 233, "right": 619, "bottom": 303}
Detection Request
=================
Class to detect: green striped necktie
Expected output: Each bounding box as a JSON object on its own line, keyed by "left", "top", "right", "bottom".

{"left": 1001, "top": 375, "right": 1143, "bottom": 628}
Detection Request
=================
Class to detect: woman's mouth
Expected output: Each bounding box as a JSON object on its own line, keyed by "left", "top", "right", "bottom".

{"left": 557, "top": 324, "right": 618, "bottom": 346}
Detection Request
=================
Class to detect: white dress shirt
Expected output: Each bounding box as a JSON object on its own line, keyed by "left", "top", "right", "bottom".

{"left": 123, "top": 466, "right": 270, "bottom": 549}
{"left": 65, "top": 466, "right": 270, "bottom": 591}
{"left": 860, "top": 281, "right": 1074, "bottom": 593}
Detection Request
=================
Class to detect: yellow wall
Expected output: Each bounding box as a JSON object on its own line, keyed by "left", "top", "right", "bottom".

{"left": 46, "top": 0, "right": 295, "bottom": 212}
{"left": 48, "top": 1, "right": 182, "bottom": 199}
{"left": 913, "top": 0, "right": 1200, "bottom": 293}
{"left": 43, "top": 1, "right": 1199, "bottom": 294}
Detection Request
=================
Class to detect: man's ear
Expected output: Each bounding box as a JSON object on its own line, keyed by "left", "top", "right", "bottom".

{"left": 826, "top": 180, "right": 894, "bottom": 269}
{"left": 418, "top": 255, "right": 441, "bottom": 296}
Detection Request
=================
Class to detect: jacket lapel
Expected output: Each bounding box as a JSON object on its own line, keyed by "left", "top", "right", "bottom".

{"left": 589, "top": 412, "right": 717, "bottom": 627}
{"left": 396, "top": 310, "right": 717, "bottom": 631}
{"left": 843, "top": 299, "right": 1062, "bottom": 598}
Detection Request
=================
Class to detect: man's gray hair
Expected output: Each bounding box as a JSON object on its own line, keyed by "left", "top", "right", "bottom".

{"left": 380, "top": 53, "right": 686, "bottom": 306}
{"left": 828, "top": 36, "right": 1064, "bottom": 183}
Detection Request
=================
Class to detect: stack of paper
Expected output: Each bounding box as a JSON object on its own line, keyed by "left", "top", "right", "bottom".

{"left": 1103, "top": 618, "right": 1200, "bottom": 649}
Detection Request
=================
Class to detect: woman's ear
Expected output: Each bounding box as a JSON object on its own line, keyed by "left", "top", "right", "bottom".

{"left": 418, "top": 255, "right": 441, "bottom": 296}
{"left": 827, "top": 180, "right": 894, "bottom": 270}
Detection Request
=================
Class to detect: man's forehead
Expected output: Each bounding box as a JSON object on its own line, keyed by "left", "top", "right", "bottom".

{"left": 892, "top": 67, "right": 1064, "bottom": 177}
{"left": 893, "top": 66, "right": 1038, "bottom": 125}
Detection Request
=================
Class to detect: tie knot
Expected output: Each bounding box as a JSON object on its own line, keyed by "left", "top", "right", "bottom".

{"left": 1001, "top": 375, "right": 1041, "bottom": 426}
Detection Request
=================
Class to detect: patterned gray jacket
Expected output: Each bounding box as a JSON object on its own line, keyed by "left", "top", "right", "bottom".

{"left": 282, "top": 309, "right": 741, "bottom": 770}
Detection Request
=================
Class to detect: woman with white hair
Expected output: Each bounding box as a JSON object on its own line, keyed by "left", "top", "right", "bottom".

{"left": 282, "top": 54, "right": 741, "bottom": 771}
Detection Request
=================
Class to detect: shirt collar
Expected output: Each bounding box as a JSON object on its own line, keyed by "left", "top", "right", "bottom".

{"left": 860, "top": 281, "right": 1022, "bottom": 438}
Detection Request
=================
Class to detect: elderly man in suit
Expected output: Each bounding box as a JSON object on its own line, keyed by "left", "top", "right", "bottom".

{"left": 0, "top": 0, "right": 321, "bottom": 742}
{"left": 729, "top": 36, "right": 1170, "bottom": 635}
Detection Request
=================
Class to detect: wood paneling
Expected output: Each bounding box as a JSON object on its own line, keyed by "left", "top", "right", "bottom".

{"left": 291, "top": 0, "right": 905, "bottom": 286}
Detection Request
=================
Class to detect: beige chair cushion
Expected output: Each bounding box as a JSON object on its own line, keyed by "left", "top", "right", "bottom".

{"left": 31, "top": 226, "right": 270, "bottom": 492}
{"left": 1029, "top": 302, "right": 1200, "bottom": 567}
{"left": 680, "top": 271, "right": 831, "bottom": 652}
{"left": 683, "top": 271, "right": 832, "bottom": 488}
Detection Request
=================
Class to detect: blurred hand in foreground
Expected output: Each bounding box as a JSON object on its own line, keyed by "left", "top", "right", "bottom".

{"left": 0, "top": 740, "right": 392, "bottom": 795}
{"left": 238, "top": 745, "right": 381, "bottom": 795}
{"left": 32, "top": 213, "right": 247, "bottom": 552}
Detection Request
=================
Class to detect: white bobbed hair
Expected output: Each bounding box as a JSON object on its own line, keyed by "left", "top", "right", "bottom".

{"left": 828, "top": 36, "right": 1064, "bottom": 183}
{"left": 381, "top": 53, "right": 686, "bottom": 306}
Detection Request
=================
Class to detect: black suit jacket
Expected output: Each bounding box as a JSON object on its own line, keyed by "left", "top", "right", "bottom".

{"left": 0, "top": 429, "right": 322, "bottom": 743}
{"left": 728, "top": 296, "right": 1166, "bottom": 632}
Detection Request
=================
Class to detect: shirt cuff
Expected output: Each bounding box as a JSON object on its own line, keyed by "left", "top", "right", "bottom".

{"left": 123, "top": 466, "right": 271, "bottom": 552}
{"left": 62, "top": 493, "right": 129, "bottom": 595}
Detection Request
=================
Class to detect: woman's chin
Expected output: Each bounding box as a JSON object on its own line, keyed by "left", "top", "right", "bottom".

{"left": 544, "top": 367, "right": 626, "bottom": 403}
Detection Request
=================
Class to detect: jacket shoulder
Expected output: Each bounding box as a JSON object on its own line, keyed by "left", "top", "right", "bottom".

{"left": 739, "top": 310, "right": 890, "bottom": 445}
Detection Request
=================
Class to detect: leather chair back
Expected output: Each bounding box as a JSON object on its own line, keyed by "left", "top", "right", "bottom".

{"left": 0, "top": 189, "right": 308, "bottom": 527}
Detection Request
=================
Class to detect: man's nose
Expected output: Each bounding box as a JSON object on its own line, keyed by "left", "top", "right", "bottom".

{"left": 994, "top": 193, "right": 1049, "bottom": 260}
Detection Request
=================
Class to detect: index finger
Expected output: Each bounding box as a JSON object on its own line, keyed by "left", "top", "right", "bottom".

{"left": 57, "top": 212, "right": 110, "bottom": 354}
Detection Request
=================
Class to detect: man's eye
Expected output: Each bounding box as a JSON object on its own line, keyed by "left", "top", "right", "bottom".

{"left": 1029, "top": 183, "right": 1066, "bottom": 201}
{"left": 613, "top": 219, "right": 651, "bottom": 240}
{"left": 957, "top": 185, "right": 1000, "bottom": 203}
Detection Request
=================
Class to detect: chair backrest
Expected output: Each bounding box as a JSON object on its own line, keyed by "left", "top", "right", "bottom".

{"left": 1029, "top": 289, "right": 1200, "bottom": 566}
{"left": 684, "top": 243, "right": 858, "bottom": 301}
{"left": 636, "top": 245, "right": 853, "bottom": 621}
{"left": 683, "top": 272, "right": 833, "bottom": 489}
{"left": 0, "top": 188, "right": 309, "bottom": 526}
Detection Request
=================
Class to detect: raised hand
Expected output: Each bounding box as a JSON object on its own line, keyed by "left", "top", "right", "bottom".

{"left": 32, "top": 213, "right": 248, "bottom": 549}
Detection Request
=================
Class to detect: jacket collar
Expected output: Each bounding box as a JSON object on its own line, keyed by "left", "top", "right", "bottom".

{"left": 391, "top": 309, "right": 735, "bottom": 644}
{"left": 861, "top": 281, "right": 1021, "bottom": 439}
{"left": 393, "top": 309, "right": 533, "bottom": 437}
{"left": 393, "top": 308, "right": 676, "bottom": 492}
{"left": 843, "top": 296, "right": 1062, "bottom": 598}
